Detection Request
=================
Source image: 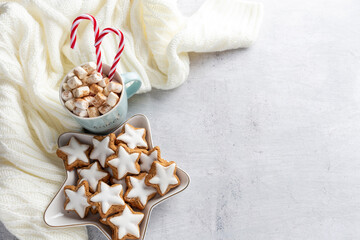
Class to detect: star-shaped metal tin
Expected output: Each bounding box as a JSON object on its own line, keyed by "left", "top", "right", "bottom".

{"left": 44, "top": 114, "right": 190, "bottom": 240}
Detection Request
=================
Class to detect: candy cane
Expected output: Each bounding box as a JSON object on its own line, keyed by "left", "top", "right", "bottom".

{"left": 70, "top": 14, "right": 103, "bottom": 74}
{"left": 94, "top": 27, "right": 125, "bottom": 80}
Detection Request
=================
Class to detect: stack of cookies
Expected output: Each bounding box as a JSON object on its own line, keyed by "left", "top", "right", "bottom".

{"left": 56, "top": 123, "right": 180, "bottom": 240}
{"left": 61, "top": 62, "right": 123, "bottom": 118}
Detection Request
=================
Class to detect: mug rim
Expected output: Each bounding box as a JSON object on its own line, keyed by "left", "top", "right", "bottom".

{"left": 59, "top": 63, "right": 125, "bottom": 121}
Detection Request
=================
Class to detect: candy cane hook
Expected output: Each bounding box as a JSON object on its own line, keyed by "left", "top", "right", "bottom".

{"left": 70, "top": 14, "right": 103, "bottom": 74}
{"left": 95, "top": 27, "right": 125, "bottom": 80}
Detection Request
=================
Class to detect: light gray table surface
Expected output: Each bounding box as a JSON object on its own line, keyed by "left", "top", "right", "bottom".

{"left": 2, "top": 0, "right": 360, "bottom": 239}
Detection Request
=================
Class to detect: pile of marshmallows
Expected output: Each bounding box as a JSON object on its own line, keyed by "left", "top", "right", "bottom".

{"left": 61, "top": 62, "right": 123, "bottom": 118}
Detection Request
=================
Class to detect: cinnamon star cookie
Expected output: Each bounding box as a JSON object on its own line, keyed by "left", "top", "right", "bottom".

{"left": 107, "top": 204, "right": 144, "bottom": 240}
{"left": 90, "top": 134, "right": 117, "bottom": 168}
{"left": 64, "top": 181, "right": 92, "bottom": 218}
{"left": 90, "top": 181, "right": 125, "bottom": 218}
{"left": 107, "top": 144, "right": 140, "bottom": 180}
{"left": 116, "top": 123, "right": 148, "bottom": 149}
{"left": 145, "top": 160, "right": 180, "bottom": 196}
{"left": 77, "top": 161, "right": 110, "bottom": 192}
{"left": 56, "top": 137, "right": 91, "bottom": 171}
{"left": 124, "top": 173, "right": 157, "bottom": 210}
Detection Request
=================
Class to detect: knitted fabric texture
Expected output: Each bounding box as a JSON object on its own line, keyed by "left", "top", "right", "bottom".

{"left": 0, "top": 0, "right": 263, "bottom": 239}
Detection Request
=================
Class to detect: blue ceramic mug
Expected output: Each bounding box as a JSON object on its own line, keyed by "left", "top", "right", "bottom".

{"left": 59, "top": 63, "right": 141, "bottom": 133}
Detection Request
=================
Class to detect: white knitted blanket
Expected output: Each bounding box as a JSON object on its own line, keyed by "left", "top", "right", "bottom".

{"left": 0, "top": 0, "right": 262, "bottom": 239}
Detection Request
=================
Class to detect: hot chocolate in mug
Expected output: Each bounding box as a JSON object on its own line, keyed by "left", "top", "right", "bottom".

{"left": 59, "top": 63, "right": 142, "bottom": 133}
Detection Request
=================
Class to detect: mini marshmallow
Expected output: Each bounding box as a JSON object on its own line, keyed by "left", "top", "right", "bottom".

{"left": 106, "top": 92, "right": 119, "bottom": 107}
{"left": 87, "top": 106, "right": 100, "bottom": 118}
{"left": 83, "top": 96, "right": 95, "bottom": 105}
{"left": 89, "top": 84, "right": 103, "bottom": 95}
{"left": 93, "top": 92, "right": 107, "bottom": 107}
{"left": 105, "top": 82, "right": 123, "bottom": 93}
{"left": 103, "top": 87, "right": 110, "bottom": 96}
{"left": 74, "top": 98, "right": 89, "bottom": 110}
{"left": 61, "top": 90, "right": 73, "bottom": 101}
{"left": 98, "top": 104, "right": 113, "bottom": 115}
{"left": 66, "top": 72, "right": 75, "bottom": 80}
{"left": 74, "top": 66, "right": 88, "bottom": 80}
{"left": 86, "top": 72, "right": 102, "bottom": 84}
{"left": 64, "top": 99, "right": 76, "bottom": 111}
{"left": 80, "top": 76, "right": 88, "bottom": 84}
{"left": 73, "top": 107, "right": 89, "bottom": 117}
{"left": 67, "top": 76, "right": 82, "bottom": 89}
{"left": 62, "top": 82, "right": 71, "bottom": 91}
{"left": 97, "top": 77, "right": 109, "bottom": 88}
{"left": 81, "top": 62, "right": 97, "bottom": 74}
{"left": 73, "top": 86, "right": 90, "bottom": 98}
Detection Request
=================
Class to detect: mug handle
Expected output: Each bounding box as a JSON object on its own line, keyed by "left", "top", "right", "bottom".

{"left": 120, "top": 72, "right": 142, "bottom": 99}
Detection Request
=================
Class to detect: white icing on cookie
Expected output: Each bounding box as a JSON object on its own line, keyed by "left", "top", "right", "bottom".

{"left": 90, "top": 136, "right": 114, "bottom": 167}
{"left": 149, "top": 162, "right": 179, "bottom": 195}
{"left": 109, "top": 205, "right": 144, "bottom": 239}
{"left": 90, "top": 181, "right": 125, "bottom": 214}
{"left": 116, "top": 124, "right": 148, "bottom": 149}
{"left": 78, "top": 162, "right": 109, "bottom": 192}
{"left": 139, "top": 148, "right": 159, "bottom": 172}
{"left": 127, "top": 175, "right": 156, "bottom": 206}
{"left": 65, "top": 185, "right": 90, "bottom": 218}
{"left": 59, "top": 137, "right": 89, "bottom": 165}
{"left": 108, "top": 145, "right": 140, "bottom": 179}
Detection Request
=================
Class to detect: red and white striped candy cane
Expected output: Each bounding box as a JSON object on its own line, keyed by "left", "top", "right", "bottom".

{"left": 94, "top": 27, "right": 125, "bottom": 80}
{"left": 70, "top": 14, "right": 103, "bottom": 74}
